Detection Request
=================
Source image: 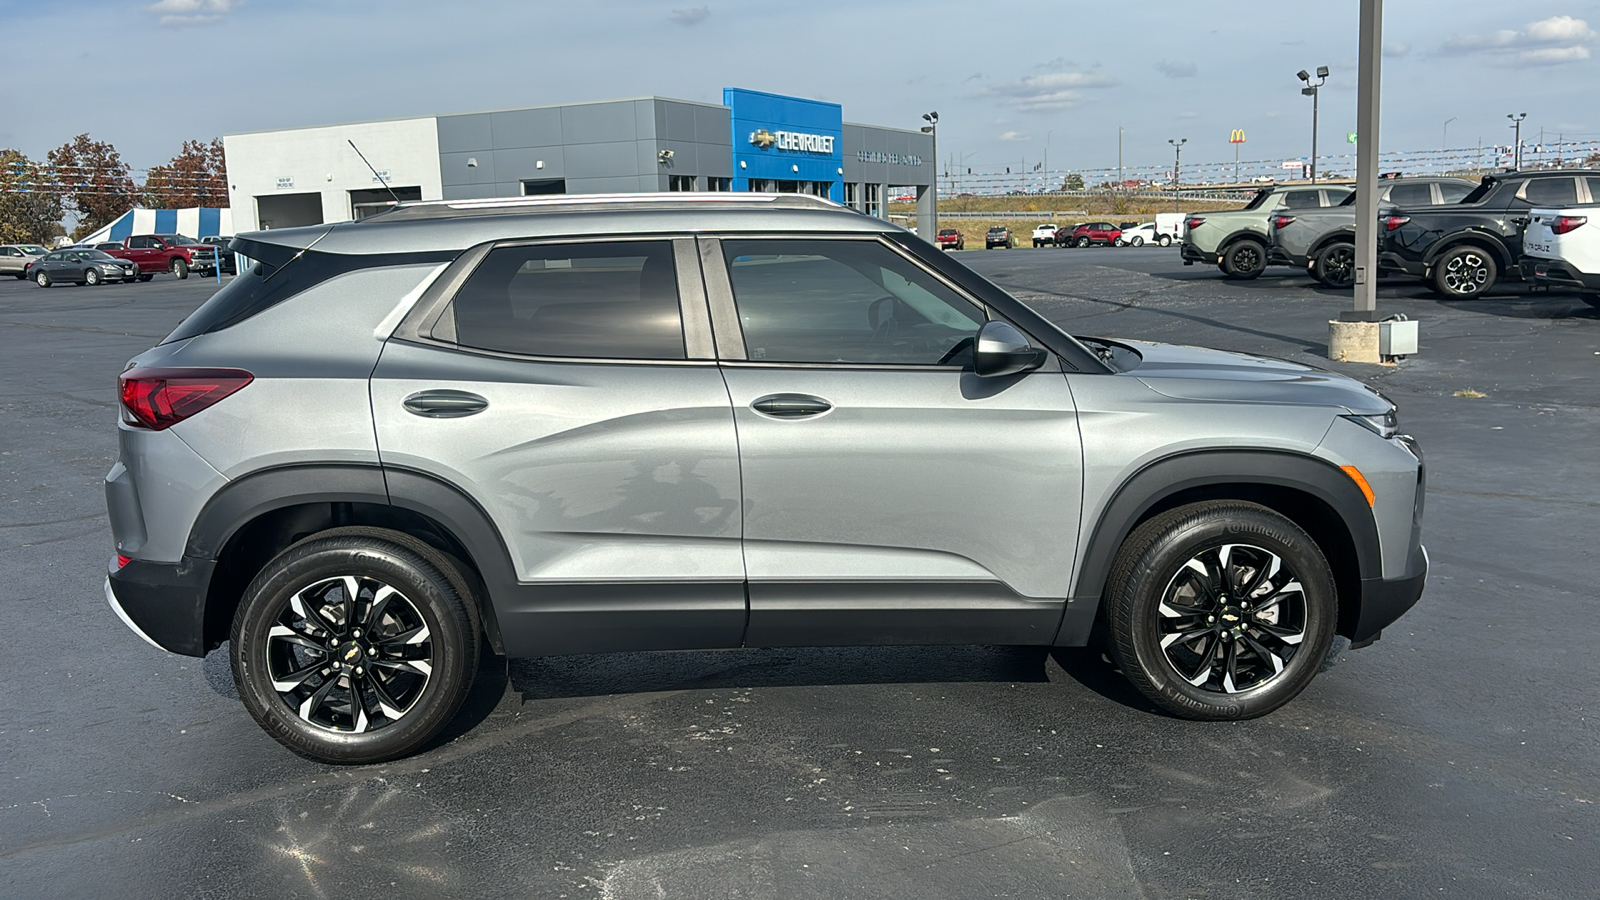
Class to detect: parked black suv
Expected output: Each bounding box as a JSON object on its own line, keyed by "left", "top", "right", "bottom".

{"left": 1379, "top": 169, "right": 1600, "bottom": 298}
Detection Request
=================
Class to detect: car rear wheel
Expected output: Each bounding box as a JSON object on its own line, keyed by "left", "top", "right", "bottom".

{"left": 1076, "top": 237, "right": 1090, "bottom": 248}
{"left": 1312, "top": 243, "right": 1356, "bottom": 288}
{"left": 1221, "top": 241, "right": 1268, "bottom": 279}
{"left": 231, "top": 529, "right": 480, "bottom": 763}
{"left": 1431, "top": 245, "right": 1496, "bottom": 299}
{"left": 170, "top": 258, "right": 189, "bottom": 279}
{"left": 1131, "top": 236, "right": 1145, "bottom": 247}
{"left": 85, "top": 268, "right": 102, "bottom": 286}
{"left": 34, "top": 271, "right": 51, "bottom": 288}
{"left": 1105, "top": 501, "right": 1337, "bottom": 720}
{"left": 1158, "top": 234, "right": 1172, "bottom": 247}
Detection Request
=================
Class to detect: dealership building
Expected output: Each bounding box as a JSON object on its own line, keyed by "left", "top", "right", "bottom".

{"left": 223, "top": 87, "right": 934, "bottom": 232}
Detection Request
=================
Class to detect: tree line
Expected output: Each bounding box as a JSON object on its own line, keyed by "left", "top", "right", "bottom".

{"left": 0, "top": 136, "right": 228, "bottom": 244}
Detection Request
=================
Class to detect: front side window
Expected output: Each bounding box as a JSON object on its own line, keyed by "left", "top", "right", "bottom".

{"left": 451, "top": 241, "right": 685, "bottom": 360}
{"left": 721, "top": 238, "right": 986, "bottom": 366}
{"left": 1522, "top": 177, "right": 1578, "bottom": 206}
{"left": 1385, "top": 183, "right": 1433, "bottom": 206}
{"left": 1284, "top": 191, "right": 1322, "bottom": 209}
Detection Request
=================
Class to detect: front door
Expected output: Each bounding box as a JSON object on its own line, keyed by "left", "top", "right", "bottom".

{"left": 371, "top": 237, "right": 745, "bottom": 656}
{"left": 701, "top": 235, "right": 1083, "bottom": 647}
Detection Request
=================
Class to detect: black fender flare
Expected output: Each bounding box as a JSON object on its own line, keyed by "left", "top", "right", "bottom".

{"left": 1308, "top": 228, "right": 1356, "bottom": 260}
{"left": 1421, "top": 229, "right": 1512, "bottom": 271}
{"left": 185, "top": 463, "right": 517, "bottom": 651}
{"left": 1057, "top": 450, "right": 1380, "bottom": 644}
{"left": 1215, "top": 228, "right": 1270, "bottom": 257}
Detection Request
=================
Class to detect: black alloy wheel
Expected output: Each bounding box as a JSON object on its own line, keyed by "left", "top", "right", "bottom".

{"left": 1106, "top": 501, "right": 1336, "bottom": 719}
{"left": 1313, "top": 243, "right": 1356, "bottom": 288}
{"left": 1222, "top": 241, "right": 1268, "bottom": 279}
{"left": 1431, "top": 245, "right": 1497, "bottom": 299}
{"left": 232, "top": 528, "right": 479, "bottom": 763}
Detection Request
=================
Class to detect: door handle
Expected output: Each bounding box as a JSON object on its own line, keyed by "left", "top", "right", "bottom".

{"left": 403, "top": 390, "right": 488, "bottom": 418}
{"left": 751, "top": 393, "right": 832, "bottom": 419}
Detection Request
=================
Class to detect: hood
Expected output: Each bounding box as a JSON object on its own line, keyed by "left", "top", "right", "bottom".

{"left": 1121, "top": 340, "right": 1391, "bottom": 415}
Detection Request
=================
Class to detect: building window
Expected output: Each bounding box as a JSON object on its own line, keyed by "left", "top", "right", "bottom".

{"left": 669, "top": 175, "right": 697, "bottom": 192}
{"left": 865, "top": 183, "right": 882, "bottom": 218}
{"left": 707, "top": 177, "right": 731, "bottom": 192}
{"left": 843, "top": 182, "right": 858, "bottom": 210}
{"left": 521, "top": 179, "right": 567, "bottom": 196}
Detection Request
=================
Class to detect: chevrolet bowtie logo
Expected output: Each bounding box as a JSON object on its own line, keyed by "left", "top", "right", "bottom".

{"left": 750, "top": 129, "right": 776, "bottom": 149}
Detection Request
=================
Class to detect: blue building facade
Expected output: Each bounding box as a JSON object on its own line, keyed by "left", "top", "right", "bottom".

{"left": 724, "top": 88, "right": 845, "bottom": 202}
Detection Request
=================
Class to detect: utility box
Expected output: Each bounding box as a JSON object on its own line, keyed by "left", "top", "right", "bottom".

{"left": 1380, "top": 318, "right": 1418, "bottom": 357}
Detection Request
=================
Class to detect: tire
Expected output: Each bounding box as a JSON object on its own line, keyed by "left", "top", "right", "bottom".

{"left": 1114, "top": 238, "right": 1126, "bottom": 247}
{"left": 1077, "top": 237, "right": 1090, "bottom": 248}
{"left": 138, "top": 273, "right": 154, "bottom": 282}
{"left": 170, "top": 258, "right": 189, "bottom": 279}
{"left": 1430, "top": 245, "right": 1497, "bottom": 299}
{"left": 85, "top": 268, "right": 102, "bottom": 286}
{"left": 230, "top": 529, "right": 481, "bottom": 763}
{"left": 1221, "top": 240, "right": 1268, "bottom": 279}
{"left": 1131, "top": 236, "right": 1145, "bottom": 247}
{"left": 1582, "top": 296, "right": 1600, "bottom": 310}
{"left": 34, "top": 271, "right": 51, "bottom": 288}
{"left": 1158, "top": 234, "right": 1172, "bottom": 247}
{"left": 1312, "top": 243, "right": 1356, "bottom": 288}
{"left": 1105, "top": 501, "right": 1337, "bottom": 720}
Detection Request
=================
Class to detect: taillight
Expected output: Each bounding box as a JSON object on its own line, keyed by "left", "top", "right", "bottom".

{"left": 1383, "top": 215, "right": 1410, "bottom": 231}
{"left": 1273, "top": 215, "right": 1295, "bottom": 229}
{"left": 118, "top": 367, "right": 253, "bottom": 430}
{"left": 116, "top": 554, "right": 131, "bottom": 569}
{"left": 1552, "top": 215, "right": 1587, "bottom": 235}
{"left": 1186, "top": 217, "right": 1205, "bottom": 230}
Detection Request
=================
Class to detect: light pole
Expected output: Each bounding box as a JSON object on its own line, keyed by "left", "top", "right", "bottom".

{"left": 1168, "top": 137, "right": 1186, "bottom": 214}
{"left": 1442, "top": 116, "right": 1457, "bottom": 170}
{"left": 1297, "top": 66, "right": 1329, "bottom": 182}
{"left": 920, "top": 111, "right": 938, "bottom": 238}
{"left": 1118, "top": 126, "right": 1124, "bottom": 188}
{"left": 1507, "top": 112, "right": 1527, "bottom": 169}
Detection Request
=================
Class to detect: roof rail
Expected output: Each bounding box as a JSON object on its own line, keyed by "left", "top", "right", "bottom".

{"left": 364, "top": 192, "right": 848, "bottom": 223}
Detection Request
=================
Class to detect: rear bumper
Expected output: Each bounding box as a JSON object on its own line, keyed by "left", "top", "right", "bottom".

{"left": 105, "top": 556, "right": 215, "bottom": 657}
{"left": 1180, "top": 242, "right": 1214, "bottom": 264}
{"left": 1520, "top": 258, "right": 1600, "bottom": 291}
{"left": 1378, "top": 251, "right": 1423, "bottom": 277}
{"left": 1350, "top": 543, "right": 1428, "bottom": 645}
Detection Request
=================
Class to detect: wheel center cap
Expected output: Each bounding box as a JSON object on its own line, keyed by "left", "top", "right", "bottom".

{"left": 341, "top": 642, "right": 364, "bottom": 665}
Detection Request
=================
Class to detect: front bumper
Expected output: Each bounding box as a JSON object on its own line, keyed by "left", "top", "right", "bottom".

{"left": 1350, "top": 543, "right": 1428, "bottom": 645}
{"left": 106, "top": 556, "right": 216, "bottom": 657}
{"left": 1520, "top": 258, "right": 1600, "bottom": 292}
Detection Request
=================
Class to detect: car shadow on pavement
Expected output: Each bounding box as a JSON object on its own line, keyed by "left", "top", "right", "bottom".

{"left": 506, "top": 644, "right": 1057, "bottom": 702}
{"left": 1428, "top": 291, "right": 1600, "bottom": 320}
{"left": 1046, "top": 648, "right": 1163, "bottom": 714}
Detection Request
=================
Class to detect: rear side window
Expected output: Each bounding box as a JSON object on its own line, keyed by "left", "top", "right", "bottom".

{"left": 1522, "top": 177, "right": 1579, "bottom": 206}
{"left": 164, "top": 237, "right": 455, "bottom": 344}
{"left": 1385, "top": 183, "right": 1434, "bottom": 206}
{"left": 450, "top": 241, "right": 685, "bottom": 360}
{"left": 1437, "top": 182, "right": 1473, "bottom": 204}
{"left": 1283, "top": 191, "right": 1322, "bottom": 209}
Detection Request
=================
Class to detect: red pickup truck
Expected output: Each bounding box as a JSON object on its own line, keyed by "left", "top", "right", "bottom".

{"left": 103, "top": 234, "right": 228, "bottom": 280}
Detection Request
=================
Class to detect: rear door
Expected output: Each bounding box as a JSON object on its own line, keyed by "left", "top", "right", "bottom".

{"left": 702, "top": 235, "right": 1082, "bottom": 647}
{"left": 371, "top": 236, "right": 745, "bottom": 656}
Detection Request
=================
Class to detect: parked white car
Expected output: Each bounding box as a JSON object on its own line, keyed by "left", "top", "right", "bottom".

{"left": 1117, "top": 224, "right": 1160, "bottom": 247}
{"left": 1521, "top": 206, "right": 1600, "bottom": 309}
{"left": 1031, "top": 224, "right": 1059, "bottom": 247}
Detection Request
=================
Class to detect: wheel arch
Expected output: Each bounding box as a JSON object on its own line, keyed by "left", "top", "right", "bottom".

{"left": 1309, "top": 230, "right": 1355, "bottom": 259}
{"left": 1217, "top": 228, "right": 1270, "bottom": 253}
{"left": 1065, "top": 450, "right": 1379, "bottom": 643}
{"left": 1422, "top": 230, "right": 1513, "bottom": 271}
{"left": 187, "top": 464, "right": 512, "bottom": 654}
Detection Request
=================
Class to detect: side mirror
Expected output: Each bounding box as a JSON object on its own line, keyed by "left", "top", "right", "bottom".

{"left": 973, "top": 321, "right": 1047, "bottom": 378}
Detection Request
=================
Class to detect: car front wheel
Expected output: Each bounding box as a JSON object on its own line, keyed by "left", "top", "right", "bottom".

{"left": 1105, "top": 501, "right": 1336, "bottom": 720}
{"left": 231, "top": 529, "right": 480, "bottom": 763}
{"left": 170, "top": 258, "right": 189, "bottom": 279}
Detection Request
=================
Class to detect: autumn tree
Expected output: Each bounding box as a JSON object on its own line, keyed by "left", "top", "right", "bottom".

{"left": 142, "top": 138, "right": 228, "bottom": 209}
{"left": 46, "top": 134, "right": 137, "bottom": 240}
{"left": 1061, "top": 172, "right": 1085, "bottom": 191}
{"left": 0, "top": 149, "right": 63, "bottom": 245}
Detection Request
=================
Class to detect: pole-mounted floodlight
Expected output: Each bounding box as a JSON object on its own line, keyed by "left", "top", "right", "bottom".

{"left": 1168, "top": 137, "right": 1187, "bottom": 215}
{"left": 921, "top": 111, "right": 939, "bottom": 236}
{"left": 1298, "top": 66, "right": 1329, "bottom": 181}
{"left": 1507, "top": 112, "right": 1527, "bottom": 169}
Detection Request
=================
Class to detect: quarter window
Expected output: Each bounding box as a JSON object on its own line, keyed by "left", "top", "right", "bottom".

{"left": 451, "top": 241, "right": 685, "bottom": 360}
{"left": 1522, "top": 177, "right": 1579, "bottom": 206}
{"left": 1385, "top": 183, "right": 1433, "bottom": 206}
{"left": 721, "top": 239, "right": 986, "bottom": 366}
{"left": 1283, "top": 191, "right": 1322, "bottom": 209}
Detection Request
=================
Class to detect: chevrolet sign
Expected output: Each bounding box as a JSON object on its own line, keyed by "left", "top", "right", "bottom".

{"left": 750, "top": 129, "right": 835, "bottom": 154}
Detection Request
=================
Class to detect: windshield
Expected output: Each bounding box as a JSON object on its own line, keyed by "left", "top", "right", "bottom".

{"left": 19, "top": 245, "right": 48, "bottom": 255}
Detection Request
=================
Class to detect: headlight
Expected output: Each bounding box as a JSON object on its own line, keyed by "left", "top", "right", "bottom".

{"left": 101, "top": 263, "right": 120, "bottom": 272}
{"left": 1343, "top": 409, "right": 1398, "bottom": 439}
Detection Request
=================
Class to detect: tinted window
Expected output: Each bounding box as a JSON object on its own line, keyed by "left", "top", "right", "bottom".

{"left": 127, "top": 237, "right": 155, "bottom": 249}
{"left": 0, "top": 248, "right": 15, "bottom": 257}
{"left": 721, "top": 238, "right": 986, "bottom": 366}
{"left": 1386, "top": 183, "right": 1434, "bottom": 206}
{"left": 1523, "top": 177, "right": 1578, "bottom": 206}
{"left": 45, "top": 252, "right": 63, "bottom": 261}
{"left": 1283, "top": 191, "right": 1322, "bottom": 209}
{"left": 451, "top": 241, "right": 684, "bottom": 360}
{"left": 1587, "top": 178, "right": 1600, "bottom": 203}
{"left": 1437, "top": 182, "right": 1473, "bottom": 204}
{"left": 165, "top": 239, "right": 456, "bottom": 344}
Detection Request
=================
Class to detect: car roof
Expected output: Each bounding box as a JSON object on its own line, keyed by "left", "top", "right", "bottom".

{"left": 241, "top": 193, "right": 894, "bottom": 255}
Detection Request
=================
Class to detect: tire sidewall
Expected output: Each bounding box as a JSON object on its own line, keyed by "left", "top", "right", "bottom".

{"left": 231, "top": 538, "right": 475, "bottom": 763}
{"left": 1434, "top": 246, "right": 1496, "bottom": 298}
{"left": 1224, "top": 241, "right": 1267, "bottom": 279}
{"left": 1111, "top": 505, "right": 1337, "bottom": 719}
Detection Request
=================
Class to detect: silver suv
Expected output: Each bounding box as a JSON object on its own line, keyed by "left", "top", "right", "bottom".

{"left": 105, "top": 194, "right": 1428, "bottom": 763}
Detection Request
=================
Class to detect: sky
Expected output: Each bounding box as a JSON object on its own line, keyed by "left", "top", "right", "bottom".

{"left": 4, "top": 0, "right": 1600, "bottom": 183}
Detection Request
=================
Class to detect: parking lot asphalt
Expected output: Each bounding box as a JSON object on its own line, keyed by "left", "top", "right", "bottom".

{"left": 1, "top": 250, "right": 1596, "bottom": 899}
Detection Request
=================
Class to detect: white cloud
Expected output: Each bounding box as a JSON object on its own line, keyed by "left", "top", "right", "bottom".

{"left": 668, "top": 6, "right": 710, "bottom": 26}
{"left": 1443, "top": 15, "right": 1595, "bottom": 66}
{"left": 1383, "top": 42, "right": 1410, "bottom": 58}
{"left": 997, "top": 130, "right": 1029, "bottom": 142}
{"left": 146, "top": 0, "right": 239, "bottom": 27}
{"left": 979, "top": 70, "right": 1116, "bottom": 112}
{"left": 1156, "top": 60, "right": 1197, "bottom": 78}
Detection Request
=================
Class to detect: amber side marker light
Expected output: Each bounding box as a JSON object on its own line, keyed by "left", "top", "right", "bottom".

{"left": 1341, "top": 465, "right": 1376, "bottom": 506}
